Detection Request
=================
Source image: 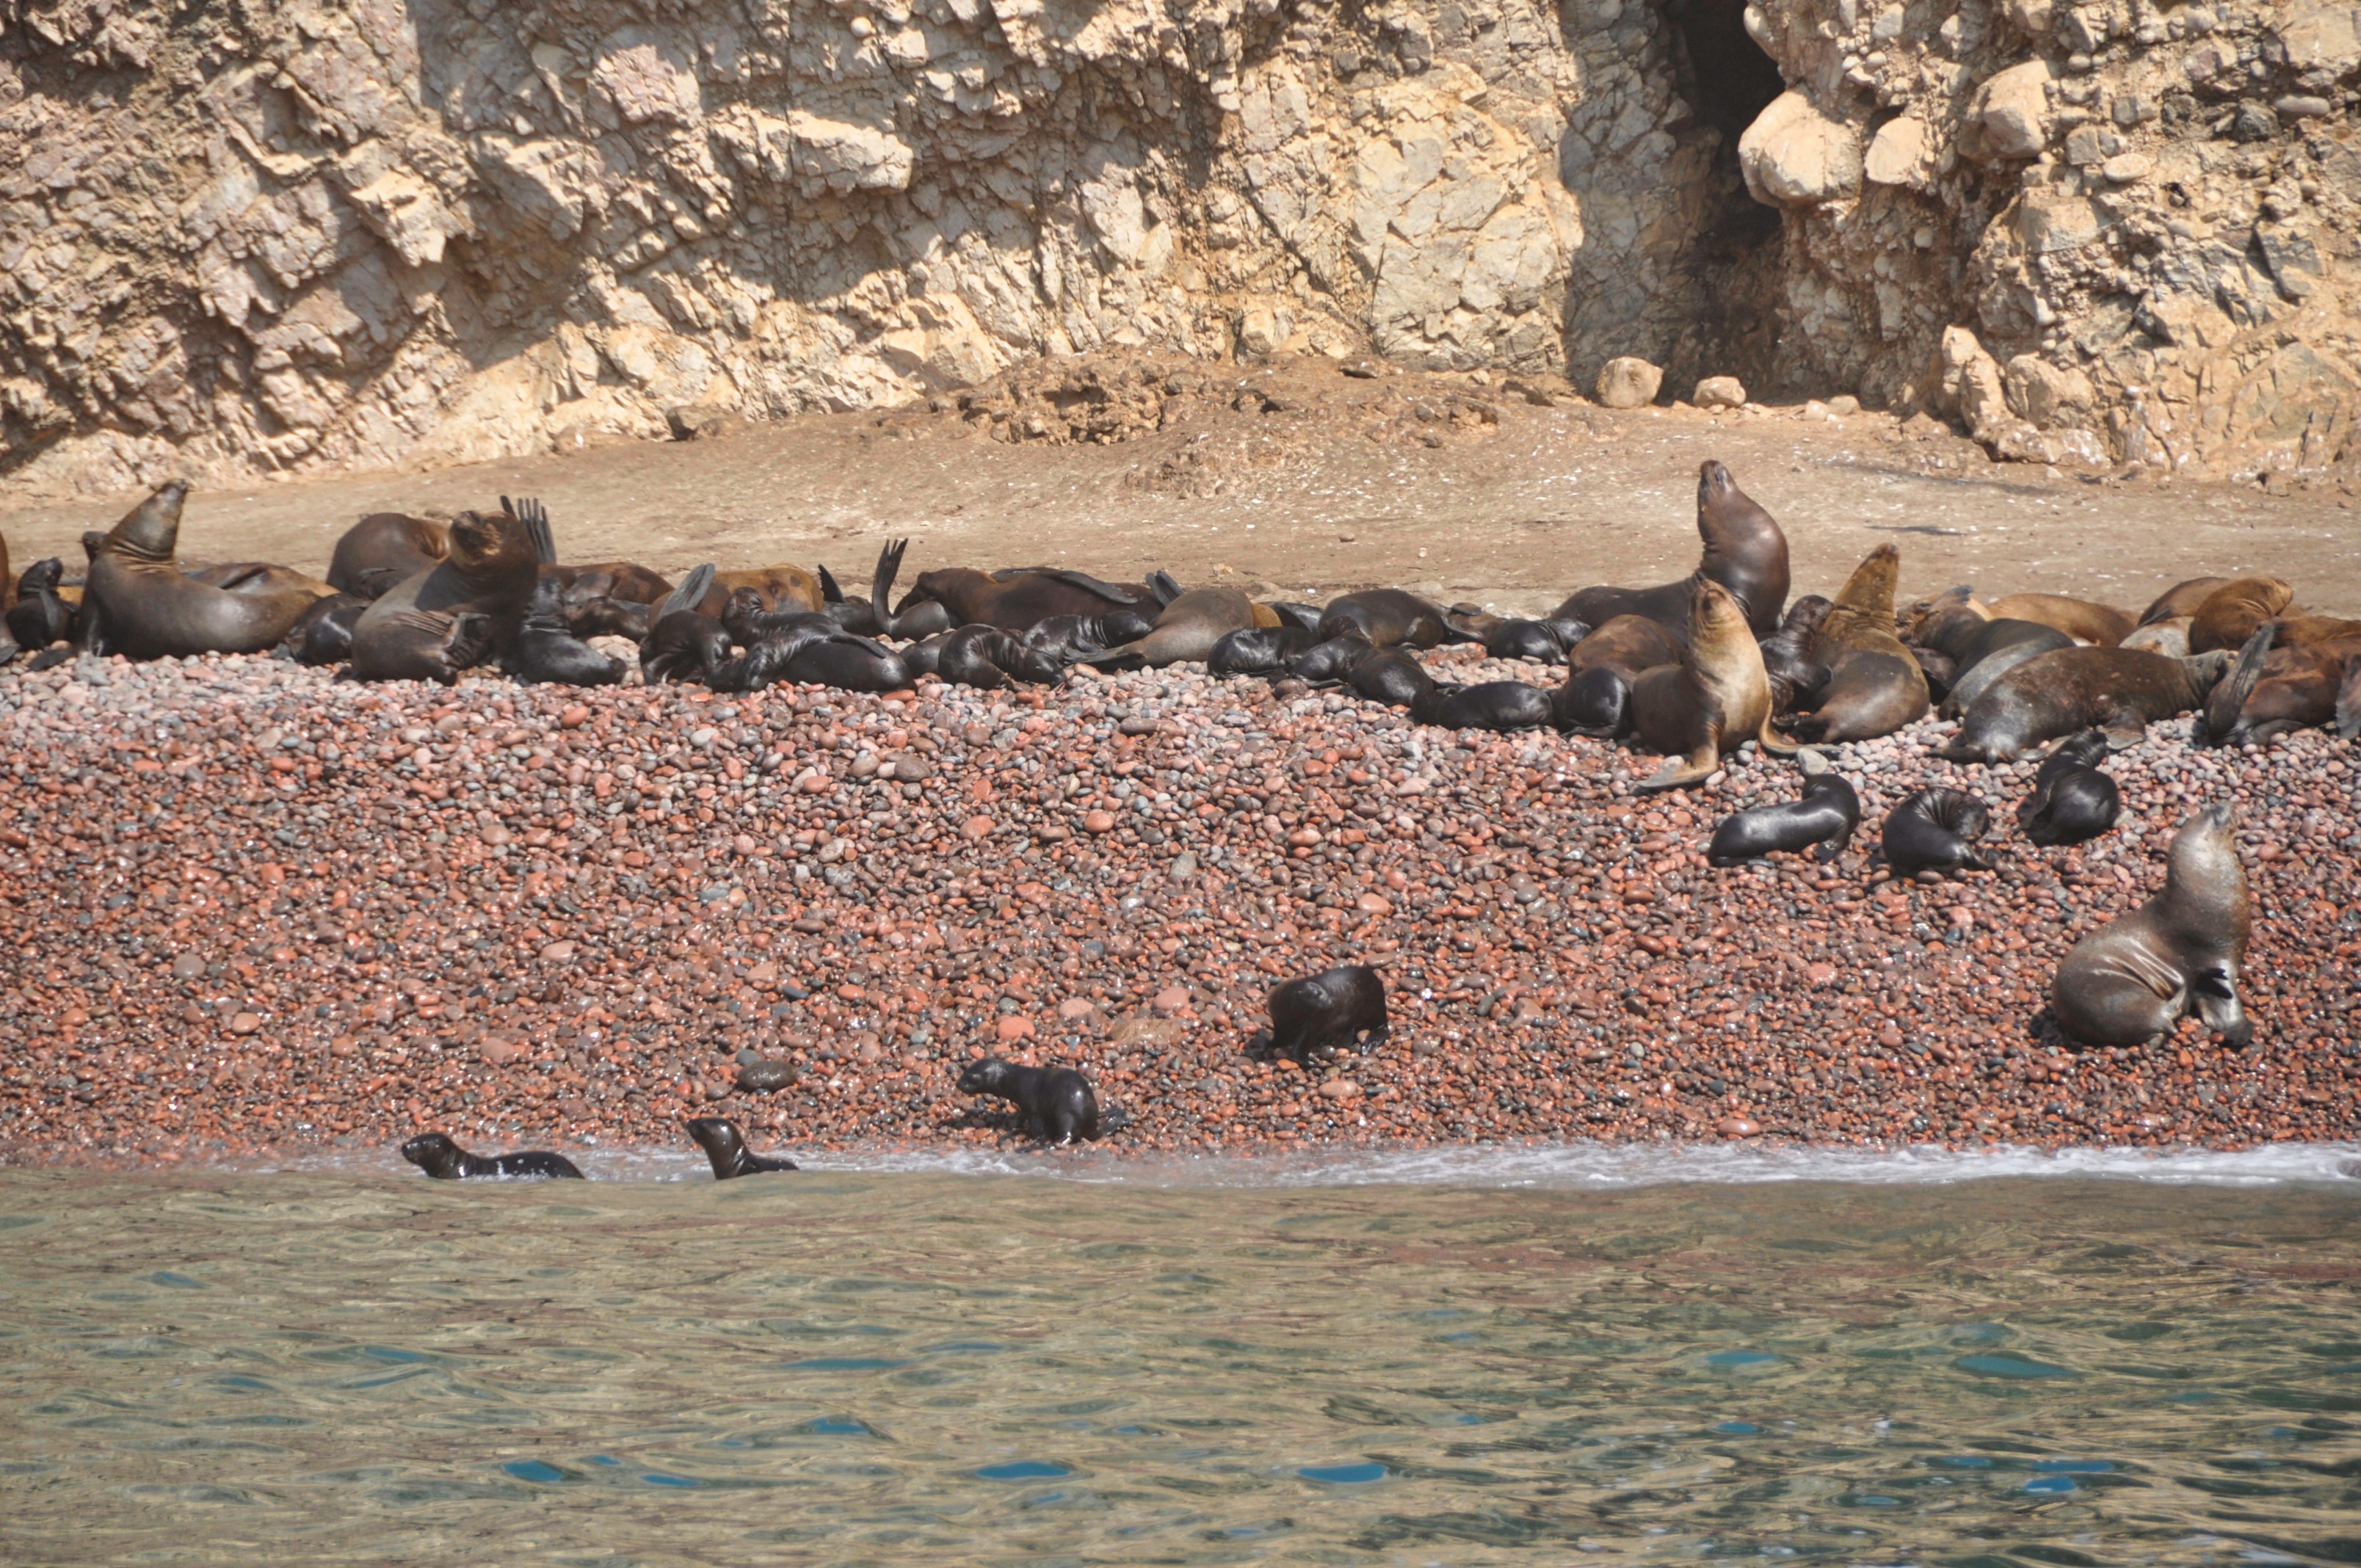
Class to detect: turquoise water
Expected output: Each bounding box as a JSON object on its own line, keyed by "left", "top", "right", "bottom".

{"left": 2, "top": 1155, "right": 2358, "bottom": 1565}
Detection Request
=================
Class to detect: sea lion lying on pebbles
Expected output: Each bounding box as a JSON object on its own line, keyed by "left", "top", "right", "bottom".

{"left": 1706, "top": 752, "right": 1859, "bottom": 865}
{"left": 80, "top": 482, "right": 330, "bottom": 659}
{"left": 1771, "top": 543, "right": 1927, "bottom": 747}
{"left": 1983, "top": 592, "right": 2135, "bottom": 647}
{"left": 2188, "top": 577, "right": 2295, "bottom": 655}
{"left": 2051, "top": 804, "right": 2251, "bottom": 1049}
{"left": 349, "top": 501, "right": 543, "bottom": 684}
{"left": 1091, "top": 587, "right": 1273, "bottom": 668}
{"left": 686, "top": 1117, "right": 799, "bottom": 1177}
{"left": 1946, "top": 647, "right": 2229, "bottom": 763}
{"left": 639, "top": 566, "right": 728, "bottom": 685}
{"left": 1264, "top": 965, "right": 1389, "bottom": 1063}
{"left": 1409, "top": 680, "right": 1557, "bottom": 732}
{"left": 1208, "top": 623, "right": 1321, "bottom": 678}
{"left": 2018, "top": 730, "right": 2120, "bottom": 846}
{"left": 400, "top": 1132, "right": 584, "bottom": 1179}
{"left": 329, "top": 512, "right": 450, "bottom": 598}
{"left": 1882, "top": 788, "right": 1994, "bottom": 876}
{"left": 895, "top": 565, "right": 1145, "bottom": 634}
{"left": 1316, "top": 588, "right": 1454, "bottom": 650}
{"left": 957, "top": 1057, "right": 1102, "bottom": 1144}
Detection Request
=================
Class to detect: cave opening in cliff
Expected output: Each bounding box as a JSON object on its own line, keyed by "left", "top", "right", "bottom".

{"left": 1662, "top": 0, "right": 1785, "bottom": 158}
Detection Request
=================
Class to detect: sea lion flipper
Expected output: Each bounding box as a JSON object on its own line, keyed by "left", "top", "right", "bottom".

{"left": 1755, "top": 720, "right": 1802, "bottom": 758}
{"left": 819, "top": 562, "right": 845, "bottom": 603}
{"left": 2098, "top": 708, "right": 2147, "bottom": 750}
{"left": 1636, "top": 747, "right": 1716, "bottom": 794}
{"left": 1145, "top": 570, "right": 1182, "bottom": 607}
{"left": 2203, "top": 621, "right": 2277, "bottom": 746}
{"left": 659, "top": 563, "right": 716, "bottom": 621}
{"left": 871, "top": 539, "right": 907, "bottom": 618}
{"left": 504, "top": 497, "right": 556, "bottom": 565}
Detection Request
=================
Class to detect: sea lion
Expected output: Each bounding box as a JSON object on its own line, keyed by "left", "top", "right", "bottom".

{"left": 2203, "top": 623, "right": 2361, "bottom": 745}
{"left": 685, "top": 1117, "right": 799, "bottom": 1177}
{"left": 1770, "top": 543, "right": 1927, "bottom": 747}
{"left": 329, "top": 512, "right": 451, "bottom": 598}
{"left": 1263, "top": 965, "right": 1389, "bottom": 1063}
{"left": 1570, "top": 613, "right": 1685, "bottom": 681}
{"left": 543, "top": 559, "right": 671, "bottom": 606}
{"left": 1409, "top": 680, "right": 1556, "bottom": 731}
{"left": 1348, "top": 647, "right": 1436, "bottom": 707}
{"left": 2018, "top": 730, "right": 2119, "bottom": 846}
{"left": 399, "top": 1132, "right": 584, "bottom": 1179}
{"left": 2119, "top": 618, "right": 2191, "bottom": 658}
{"left": 849, "top": 538, "right": 954, "bottom": 640}
{"left": 1628, "top": 578, "right": 1779, "bottom": 792}
{"left": 1288, "top": 633, "right": 1376, "bottom": 686}
{"left": 710, "top": 620, "right": 912, "bottom": 693}
{"left": 1315, "top": 588, "right": 1454, "bottom": 649}
{"left": 1553, "top": 459, "right": 1791, "bottom": 637}
{"left": 1552, "top": 664, "right": 1631, "bottom": 735}
{"left": 893, "top": 565, "right": 1145, "bottom": 634}
{"left": 4, "top": 556, "right": 75, "bottom": 653}
{"left": 277, "top": 592, "right": 371, "bottom": 666}
{"left": 349, "top": 502, "right": 543, "bottom": 683}
{"left": 2188, "top": 577, "right": 2295, "bottom": 654}
{"left": 1207, "top": 623, "right": 1321, "bottom": 678}
{"left": 1443, "top": 604, "right": 1591, "bottom": 664}
{"left": 1983, "top": 592, "right": 2135, "bottom": 647}
{"left": 2272, "top": 614, "right": 2361, "bottom": 648}
{"left": 507, "top": 575, "right": 625, "bottom": 686}
{"left": 2139, "top": 577, "right": 2230, "bottom": 626}
{"left": 1947, "top": 647, "right": 2229, "bottom": 763}
{"left": 639, "top": 566, "right": 728, "bottom": 685}
{"left": 76, "top": 482, "right": 329, "bottom": 659}
{"left": 2339, "top": 654, "right": 2361, "bottom": 739}
{"left": 1265, "top": 601, "right": 1327, "bottom": 634}
{"left": 720, "top": 588, "right": 837, "bottom": 650}
{"left": 1758, "top": 595, "right": 1832, "bottom": 714}
{"left": 2050, "top": 804, "right": 2251, "bottom": 1048}
{"left": 695, "top": 563, "right": 826, "bottom": 620}
{"left": 184, "top": 561, "right": 339, "bottom": 600}
{"left": 901, "top": 629, "right": 951, "bottom": 678}
{"left": 1705, "top": 752, "right": 1859, "bottom": 865}
{"left": 1023, "top": 609, "right": 1156, "bottom": 669}
{"left": 1882, "top": 788, "right": 1994, "bottom": 876}
{"left": 562, "top": 594, "right": 654, "bottom": 642}
{"left": 956, "top": 1056, "right": 1101, "bottom": 1144}
{"left": 1937, "top": 628, "right": 2076, "bottom": 719}
{"left": 935, "top": 624, "right": 1057, "bottom": 689}
{"left": 1090, "top": 587, "right": 1272, "bottom": 667}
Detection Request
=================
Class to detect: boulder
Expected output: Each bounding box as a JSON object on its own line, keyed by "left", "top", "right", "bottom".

{"left": 1694, "top": 376, "right": 1748, "bottom": 408}
{"left": 1738, "top": 91, "right": 1863, "bottom": 208}
{"left": 2268, "top": 4, "right": 2361, "bottom": 89}
{"left": 1595, "top": 356, "right": 1664, "bottom": 408}
{"left": 1864, "top": 115, "right": 1932, "bottom": 187}
{"left": 1964, "top": 60, "right": 2056, "bottom": 161}
{"left": 2003, "top": 355, "right": 2095, "bottom": 427}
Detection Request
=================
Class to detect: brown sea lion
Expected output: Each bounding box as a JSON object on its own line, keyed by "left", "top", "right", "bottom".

{"left": 1769, "top": 543, "right": 1927, "bottom": 748}
{"left": 2340, "top": 654, "right": 2361, "bottom": 739}
{"left": 697, "top": 564, "right": 827, "bottom": 620}
{"left": 185, "top": 561, "right": 341, "bottom": 601}
{"left": 2050, "top": 804, "right": 2250, "bottom": 1049}
{"left": 76, "top": 482, "right": 329, "bottom": 659}
{"left": 2138, "top": 577, "right": 2230, "bottom": 626}
{"left": 1757, "top": 595, "right": 1832, "bottom": 714}
{"left": 893, "top": 565, "right": 1147, "bottom": 634}
{"left": 1629, "top": 578, "right": 1778, "bottom": 792}
{"left": 2271, "top": 614, "right": 2361, "bottom": 647}
{"left": 639, "top": 565, "right": 729, "bottom": 685}
{"left": 2188, "top": 577, "right": 2295, "bottom": 654}
{"left": 1983, "top": 593, "right": 2135, "bottom": 647}
{"left": 2203, "top": 623, "right": 2361, "bottom": 745}
{"left": 329, "top": 512, "right": 451, "bottom": 599}
{"left": 1315, "top": 589, "right": 1454, "bottom": 649}
{"left": 1945, "top": 646, "right": 2228, "bottom": 762}
{"left": 2119, "top": 618, "right": 2192, "bottom": 658}
{"left": 1553, "top": 460, "right": 1791, "bottom": 638}
{"left": 1570, "top": 613, "right": 1683, "bottom": 678}
{"left": 1092, "top": 587, "right": 1274, "bottom": 667}
{"left": 348, "top": 506, "right": 542, "bottom": 683}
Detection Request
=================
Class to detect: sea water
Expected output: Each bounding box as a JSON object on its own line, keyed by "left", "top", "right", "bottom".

{"left": 2, "top": 1147, "right": 2357, "bottom": 1565}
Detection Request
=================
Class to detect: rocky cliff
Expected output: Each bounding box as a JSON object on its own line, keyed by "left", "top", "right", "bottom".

{"left": 0, "top": 0, "right": 2354, "bottom": 495}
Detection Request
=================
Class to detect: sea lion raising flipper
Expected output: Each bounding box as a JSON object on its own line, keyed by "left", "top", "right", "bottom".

{"left": 349, "top": 505, "right": 542, "bottom": 683}
{"left": 2018, "top": 730, "right": 2119, "bottom": 846}
{"left": 686, "top": 1117, "right": 799, "bottom": 1177}
{"left": 1628, "top": 579, "right": 1780, "bottom": 793}
{"left": 957, "top": 1057, "right": 1102, "bottom": 1144}
{"left": 2204, "top": 621, "right": 2361, "bottom": 744}
{"left": 1554, "top": 459, "right": 1791, "bottom": 639}
{"left": 1705, "top": 751, "right": 1860, "bottom": 866}
{"left": 399, "top": 1131, "right": 584, "bottom": 1179}
{"left": 2051, "top": 804, "right": 2251, "bottom": 1049}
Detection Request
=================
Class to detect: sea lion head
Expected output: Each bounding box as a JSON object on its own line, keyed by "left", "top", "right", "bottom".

{"left": 105, "top": 481, "right": 191, "bottom": 564}
{"left": 957, "top": 1057, "right": 1014, "bottom": 1095}
{"left": 1697, "top": 459, "right": 1737, "bottom": 510}
{"left": 2164, "top": 802, "right": 2249, "bottom": 953}
{"left": 1687, "top": 576, "right": 1751, "bottom": 650}
{"left": 445, "top": 508, "right": 537, "bottom": 577}
{"left": 685, "top": 1117, "right": 749, "bottom": 1167}
{"left": 399, "top": 1131, "right": 465, "bottom": 1177}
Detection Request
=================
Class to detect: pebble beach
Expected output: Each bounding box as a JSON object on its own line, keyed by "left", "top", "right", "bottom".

{"left": 3, "top": 645, "right": 2357, "bottom": 1166}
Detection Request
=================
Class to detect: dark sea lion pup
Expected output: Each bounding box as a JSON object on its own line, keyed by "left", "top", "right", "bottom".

{"left": 957, "top": 1057, "right": 1101, "bottom": 1144}
{"left": 2019, "top": 730, "right": 2120, "bottom": 846}
{"left": 1410, "top": 679, "right": 1556, "bottom": 731}
{"left": 1706, "top": 750, "right": 1860, "bottom": 866}
{"left": 1264, "top": 965, "right": 1389, "bottom": 1063}
{"left": 4, "top": 556, "right": 76, "bottom": 654}
{"left": 686, "top": 1117, "right": 799, "bottom": 1177}
{"left": 1208, "top": 623, "right": 1321, "bottom": 678}
{"left": 639, "top": 565, "right": 728, "bottom": 684}
{"left": 2051, "top": 803, "right": 2251, "bottom": 1049}
{"left": 399, "top": 1132, "right": 584, "bottom": 1179}
{"left": 1882, "top": 788, "right": 1994, "bottom": 876}
{"left": 276, "top": 592, "right": 371, "bottom": 666}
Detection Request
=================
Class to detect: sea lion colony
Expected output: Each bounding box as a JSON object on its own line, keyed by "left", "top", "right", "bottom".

{"left": 0, "top": 460, "right": 2354, "bottom": 1164}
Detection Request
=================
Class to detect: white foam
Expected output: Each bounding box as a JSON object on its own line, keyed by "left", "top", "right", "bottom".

{"left": 248, "top": 1139, "right": 2361, "bottom": 1188}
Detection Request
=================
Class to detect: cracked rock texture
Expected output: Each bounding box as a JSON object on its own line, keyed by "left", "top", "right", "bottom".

{"left": 0, "top": 0, "right": 2355, "bottom": 495}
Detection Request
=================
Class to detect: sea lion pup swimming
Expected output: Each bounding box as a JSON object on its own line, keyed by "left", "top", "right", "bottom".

{"left": 1882, "top": 788, "right": 1995, "bottom": 876}
{"left": 1207, "top": 623, "right": 1321, "bottom": 678}
{"left": 1090, "top": 587, "right": 1274, "bottom": 668}
{"left": 1945, "top": 646, "right": 2230, "bottom": 763}
{"left": 1554, "top": 459, "right": 1792, "bottom": 639}
{"left": 399, "top": 1132, "right": 584, "bottom": 1179}
{"left": 639, "top": 565, "right": 729, "bottom": 685}
{"left": 2051, "top": 803, "right": 2252, "bottom": 1049}
{"left": 957, "top": 1056, "right": 1102, "bottom": 1144}
{"left": 329, "top": 512, "right": 451, "bottom": 598}
{"left": 4, "top": 556, "right": 76, "bottom": 654}
{"left": 1410, "top": 679, "right": 1556, "bottom": 731}
{"left": 349, "top": 501, "right": 543, "bottom": 683}
{"left": 1263, "top": 965, "right": 1388, "bottom": 1063}
{"left": 893, "top": 565, "right": 1145, "bottom": 634}
{"left": 1981, "top": 592, "right": 2136, "bottom": 647}
{"left": 1628, "top": 579, "right": 1780, "bottom": 792}
{"left": 277, "top": 592, "right": 371, "bottom": 666}
{"left": 1313, "top": 587, "right": 1458, "bottom": 650}
{"left": 685, "top": 1117, "right": 799, "bottom": 1178}
{"left": 2018, "top": 730, "right": 2120, "bottom": 846}
{"left": 2188, "top": 576, "right": 2295, "bottom": 655}
{"left": 76, "top": 482, "right": 329, "bottom": 659}
{"left": 1767, "top": 543, "right": 1926, "bottom": 748}
{"left": 1705, "top": 751, "right": 1859, "bottom": 865}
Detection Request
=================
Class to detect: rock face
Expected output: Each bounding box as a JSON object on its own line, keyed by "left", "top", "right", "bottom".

{"left": 0, "top": 0, "right": 2356, "bottom": 493}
